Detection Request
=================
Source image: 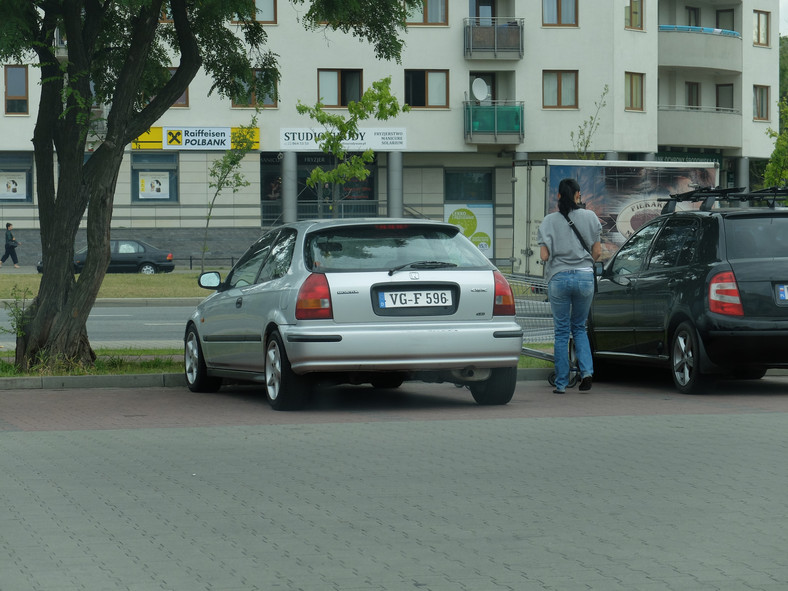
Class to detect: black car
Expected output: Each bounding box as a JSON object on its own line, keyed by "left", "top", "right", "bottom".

{"left": 37, "top": 239, "right": 175, "bottom": 274}
{"left": 589, "top": 188, "right": 788, "bottom": 393}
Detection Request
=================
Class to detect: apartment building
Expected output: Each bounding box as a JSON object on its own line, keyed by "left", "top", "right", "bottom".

{"left": 0, "top": 0, "right": 779, "bottom": 263}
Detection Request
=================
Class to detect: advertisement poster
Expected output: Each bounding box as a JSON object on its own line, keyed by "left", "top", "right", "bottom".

{"left": 444, "top": 203, "right": 494, "bottom": 259}
{"left": 546, "top": 163, "right": 717, "bottom": 258}
{"left": 1, "top": 173, "right": 27, "bottom": 199}
{"left": 138, "top": 174, "right": 170, "bottom": 199}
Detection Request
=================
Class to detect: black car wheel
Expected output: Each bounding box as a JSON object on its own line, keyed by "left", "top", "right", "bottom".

{"left": 371, "top": 374, "right": 405, "bottom": 389}
{"left": 139, "top": 263, "right": 157, "bottom": 274}
{"left": 184, "top": 326, "right": 222, "bottom": 393}
{"left": 671, "top": 321, "right": 709, "bottom": 394}
{"left": 265, "top": 331, "right": 310, "bottom": 411}
{"left": 469, "top": 367, "right": 517, "bottom": 405}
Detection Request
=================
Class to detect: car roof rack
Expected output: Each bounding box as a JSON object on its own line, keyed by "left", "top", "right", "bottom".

{"left": 659, "top": 186, "right": 788, "bottom": 214}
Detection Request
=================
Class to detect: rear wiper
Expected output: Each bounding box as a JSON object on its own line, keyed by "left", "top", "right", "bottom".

{"left": 388, "top": 260, "right": 457, "bottom": 276}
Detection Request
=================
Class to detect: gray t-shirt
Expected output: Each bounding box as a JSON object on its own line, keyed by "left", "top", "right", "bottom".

{"left": 537, "top": 208, "right": 602, "bottom": 282}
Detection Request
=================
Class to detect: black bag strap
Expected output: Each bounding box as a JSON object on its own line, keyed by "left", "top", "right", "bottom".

{"left": 561, "top": 212, "right": 591, "bottom": 254}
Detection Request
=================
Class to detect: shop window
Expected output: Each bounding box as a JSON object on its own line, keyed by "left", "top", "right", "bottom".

{"left": 131, "top": 153, "right": 179, "bottom": 202}
{"left": 0, "top": 153, "right": 33, "bottom": 202}
{"left": 625, "top": 72, "right": 644, "bottom": 111}
{"left": 445, "top": 169, "right": 493, "bottom": 202}
{"left": 405, "top": 70, "right": 448, "bottom": 108}
{"left": 4, "top": 65, "right": 28, "bottom": 115}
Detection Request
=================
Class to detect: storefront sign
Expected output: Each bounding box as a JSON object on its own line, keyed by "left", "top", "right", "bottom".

{"left": 132, "top": 127, "right": 260, "bottom": 150}
{"left": 280, "top": 128, "right": 406, "bottom": 151}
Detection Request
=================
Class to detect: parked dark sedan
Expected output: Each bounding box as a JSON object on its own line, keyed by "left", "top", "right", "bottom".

{"left": 589, "top": 188, "right": 788, "bottom": 393}
{"left": 37, "top": 239, "right": 175, "bottom": 274}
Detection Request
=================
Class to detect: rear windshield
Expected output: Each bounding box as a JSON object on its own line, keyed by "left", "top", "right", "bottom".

{"left": 304, "top": 224, "right": 493, "bottom": 272}
{"left": 725, "top": 216, "right": 788, "bottom": 259}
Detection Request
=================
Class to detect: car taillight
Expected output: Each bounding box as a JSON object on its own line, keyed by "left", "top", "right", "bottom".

{"left": 296, "top": 273, "right": 333, "bottom": 320}
{"left": 166, "top": 253, "right": 173, "bottom": 261}
{"left": 709, "top": 271, "right": 743, "bottom": 316}
{"left": 493, "top": 271, "right": 516, "bottom": 316}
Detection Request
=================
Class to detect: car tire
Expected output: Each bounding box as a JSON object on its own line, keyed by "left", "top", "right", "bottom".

{"left": 469, "top": 367, "right": 517, "bottom": 405}
{"left": 184, "top": 326, "right": 222, "bottom": 393}
{"left": 139, "top": 263, "right": 157, "bottom": 274}
{"left": 265, "top": 331, "right": 310, "bottom": 411}
{"left": 371, "top": 374, "right": 405, "bottom": 389}
{"left": 670, "top": 321, "right": 709, "bottom": 394}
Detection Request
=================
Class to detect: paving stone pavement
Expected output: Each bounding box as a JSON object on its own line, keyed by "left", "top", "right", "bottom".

{"left": 2, "top": 378, "right": 788, "bottom": 591}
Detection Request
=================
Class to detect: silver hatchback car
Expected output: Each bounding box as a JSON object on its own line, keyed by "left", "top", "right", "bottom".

{"left": 184, "top": 219, "right": 524, "bottom": 410}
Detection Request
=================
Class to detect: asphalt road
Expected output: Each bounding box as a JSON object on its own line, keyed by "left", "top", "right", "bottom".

{"left": 2, "top": 374, "right": 788, "bottom": 590}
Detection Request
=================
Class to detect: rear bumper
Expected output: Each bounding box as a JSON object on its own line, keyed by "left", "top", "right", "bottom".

{"left": 282, "top": 321, "right": 524, "bottom": 374}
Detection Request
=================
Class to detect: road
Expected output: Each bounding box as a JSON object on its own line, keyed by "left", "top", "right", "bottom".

{"left": 2, "top": 374, "right": 788, "bottom": 590}
{"left": 0, "top": 304, "right": 194, "bottom": 349}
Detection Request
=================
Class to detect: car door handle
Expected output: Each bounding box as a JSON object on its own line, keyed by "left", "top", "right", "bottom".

{"left": 235, "top": 297, "right": 243, "bottom": 309}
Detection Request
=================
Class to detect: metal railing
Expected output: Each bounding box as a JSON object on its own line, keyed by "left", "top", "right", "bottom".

{"left": 464, "top": 100, "right": 524, "bottom": 142}
{"left": 464, "top": 17, "right": 524, "bottom": 58}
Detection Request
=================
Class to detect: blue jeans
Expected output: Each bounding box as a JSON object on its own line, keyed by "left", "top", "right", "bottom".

{"left": 548, "top": 270, "right": 595, "bottom": 391}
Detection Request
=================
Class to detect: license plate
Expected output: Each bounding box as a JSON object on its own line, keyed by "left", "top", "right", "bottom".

{"left": 379, "top": 290, "right": 453, "bottom": 308}
{"left": 779, "top": 285, "right": 787, "bottom": 301}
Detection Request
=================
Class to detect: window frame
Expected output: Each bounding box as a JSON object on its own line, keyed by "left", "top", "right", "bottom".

{"left": 625, "top": 0, "right": 643, "bottom": 30}
{"left": 542, "top": 70, "right": 578, "bottom": 109}
{"left": 131, "top": 152, "right": 179, "bottom": 203}
{"left": 317, "top": 69, "right": 363, "bottom": 108}
{"left": 625, "top": 72, "right": 644, "bottom": 112}
{"left": 167, "top": 68, "right": 189, "bottom": 108}
{"left": 753, "top": 85, "right": 769, "bottom": 121}
{"left": 753, "top": 10, "right": 770, "bottom": 47}
{"left": 4, "top": 65, "right": 29, "bottom": 115}
{"left": 406, "top": 0, "right": 448, "bottom": 26}
{"left": 404, "top": 69, "right": 449, "bottom": 108}
{"left": 542, "top": 0, "right": 578, "bottom": 27}
{"left": 716, "top": 9, "right": 734, "bottom": 31}
{"left": 232, "top": 69, "right": 277, "bottom": 108}
{"left": 0, "top": 153, "right": 34, "bottom": 202}
{"left": 686, "top": 6, "right": 700, "bottom": 27}
{"left": 716, "top": 83, "right": 734, "bottom": 111}
{"left": 686, "top": 82, "right": 700, "bottom": 109}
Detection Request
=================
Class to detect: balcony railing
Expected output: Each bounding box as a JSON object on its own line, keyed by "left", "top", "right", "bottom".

{"left": 262, "top": 199, "right": 382, "bottom": 224}
{"left": 658, "top": 24, "right": 741, "bottom": 38}
{"left": 464, "top": 17, "right": 524, "bottom": 59}
{"left": 464, "top": 101, "right": 524, "bottom": 144}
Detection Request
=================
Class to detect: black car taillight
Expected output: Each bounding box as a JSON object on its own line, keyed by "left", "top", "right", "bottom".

{"left": 709, "top": 271, "right": 744, "bottom": 316}
{"left": 296, "top": 273, "right": 333, "bottom": 320}
{"left": 493, "top": 271, "right": 516, "bottom": 316}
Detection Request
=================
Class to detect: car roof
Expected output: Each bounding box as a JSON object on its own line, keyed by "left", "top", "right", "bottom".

{"left": 270, "top": 218, "right": 461, "bottom": 233}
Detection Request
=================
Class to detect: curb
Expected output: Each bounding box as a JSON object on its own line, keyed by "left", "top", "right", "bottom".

{"left": 0, "top": 369, "right": 553, "bottom": 391}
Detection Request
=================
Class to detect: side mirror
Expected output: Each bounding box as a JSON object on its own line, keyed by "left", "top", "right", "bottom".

{"left": 198, "top": 271, "right": 222, "bottom": 290}
{"left": 594, "top": 261, "right": 604, "bottom": 277}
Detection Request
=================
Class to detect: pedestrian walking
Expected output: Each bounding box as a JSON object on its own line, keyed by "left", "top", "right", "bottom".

{"left": 537, "top": 178, "right": 602, "bottom": 394}
{"left": 1, "top": 222, "right": 21, "bottom": 268}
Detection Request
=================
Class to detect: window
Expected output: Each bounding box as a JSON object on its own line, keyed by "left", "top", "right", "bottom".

{"left": 405, "top": 70, "right": 448, "bottom": 108}
{"left": 716, "top": 9, "right": 734, "bottom": 31}
{"left": 0, "top": 153, "right": 33, "bottom": 202}
{"left": 625, "top": 0, "right": 642, "bottom": 30}
{"left": 687, "top": 7, "right": 700, "bottom": 27}
{"left": 753, "top": 86, "right": 769, "bottom": 120}
{"left": 625, "top": 72, "right": 644, "bottom": 111}
{"left": 647, "top": 219, "right": 699, "bottom": 270}
{"left": 543, "top": 0, "right": 577, "bottom": 26}
{"left": 258, "top": 229, "right": 296, "bottom": 283}
{"left": 318, "top": 69, "right": 362, "bottom": 107}
{"left": 542, "top": 70, "right": 577, "bottom": 108}
{"left": 445, "top": 169, "right": 493, "bottom": 202}
{"left": 406, "top": 0, "right": 447, "bottom": 25}
{"left": 753, "top": 10, "right": 770, "bottom": 46}
{"left": 686, "top": 82, "right": 700, "bottom": 109}
{"left": 233, "top": 69, "right": 276, "bottom": 108}
{"left": 4, "top": 65, "right": 28, "bottom": 114}
{"left": 610, "top": 221, "right": 662, "bottom": 276}
{"left": 167, "top": 68, "right": 189, "bottom": 108}
{"left": 254, "top": 0, "right": 276, "bottom": 23}
{"left": 716, "top": 84, "right": 734, "bottom": 111}
{"left": 131, "top": 153, "right": 179, "bottom": 202}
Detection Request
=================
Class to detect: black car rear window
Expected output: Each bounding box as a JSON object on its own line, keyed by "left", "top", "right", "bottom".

{"left": 304, "top": 224, "right": 492, "bottom": 272}
{"left": 725, "top": 216, "right": 788, "bottom": 259}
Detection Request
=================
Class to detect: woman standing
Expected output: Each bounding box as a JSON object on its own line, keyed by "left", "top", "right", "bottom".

{"left": 537, "top": 178, "right": 602, "bottom": 394}
{"left": 1, "top": 222, "right": 20, "bottom": 268}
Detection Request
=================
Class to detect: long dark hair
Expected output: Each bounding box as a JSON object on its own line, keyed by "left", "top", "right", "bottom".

{"left": 557, "top": 178, "right": 581, "bottom": 216}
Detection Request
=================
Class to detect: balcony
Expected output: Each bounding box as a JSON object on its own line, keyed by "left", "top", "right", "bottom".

{"left": 658, "top": 25, "right": 742, "bottom": 73}
{"left": 464, "top": 101, "right": 524, "bottom": 145}
{"left": 658, "top": 105, "right": 742, "bottom": 150}
{"left": 464, "top": 18, "right": 524, "bottom": 59}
